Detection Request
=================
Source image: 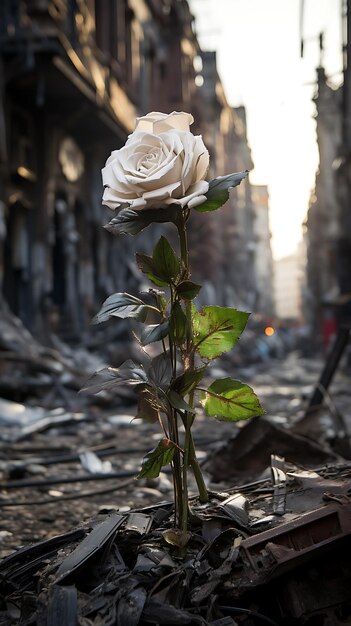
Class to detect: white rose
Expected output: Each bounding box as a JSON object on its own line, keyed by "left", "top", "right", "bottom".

{"left": 134, "top": 111, "right": 194, "bottom": 133}
{"left": 102, "top": 111, "right": 209, "bottom": 211}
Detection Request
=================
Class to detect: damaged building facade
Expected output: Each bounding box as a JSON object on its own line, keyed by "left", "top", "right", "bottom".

{"left": 305, "top": 67, "right": 343, "bottom": 340}
{"left": 252, "top": 184, "right": 274, "bottom": 318}
{"left": 0, "top": 0, "right": 271, "bottom": 343}
{"left": 306, "top": 9, "right": 351, "bottom": 344}
{"left": 196, "top": 49, "right": 261, "bottom": 309}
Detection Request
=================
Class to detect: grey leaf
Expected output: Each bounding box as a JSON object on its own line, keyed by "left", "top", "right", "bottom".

{"left": 80, "top": 360, "right": 148, "bottom": 395}
{"left": 148, "top": 352, "right": 172, "bottom": 389}
{"left": 168, "top": 390, "right": 195, "bottom": 414}
{"left": 140, "top": 322, "right": 169, "bottom": 346}
{"left": 92, "top": 292, "right": 149, "bottom": 324}
{"left": 208, "top": 170, "right": 249, "bottom": 192}
{"left": 104, "top": 205, "right": 182, "bottom": 236}
{"left": 194, "top": 171, "right": 249, "bottom": 213}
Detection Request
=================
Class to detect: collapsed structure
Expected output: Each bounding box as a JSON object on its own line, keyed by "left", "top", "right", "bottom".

{"left": 0, "top": 0, "right": 274, "bottom": 345}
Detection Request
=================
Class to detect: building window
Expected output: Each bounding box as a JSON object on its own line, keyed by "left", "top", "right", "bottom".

{"left": 95, "top": 0, "right": 126, "bottom": 63}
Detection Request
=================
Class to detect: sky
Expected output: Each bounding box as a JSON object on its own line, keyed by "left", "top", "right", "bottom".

{"left": 189, "top": 0, "right": 343, "bottom": 259}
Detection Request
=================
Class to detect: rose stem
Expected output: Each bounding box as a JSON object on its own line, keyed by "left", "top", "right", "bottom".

{"left": 158, "top": 288, "right": 183, "bottom": 526}
{"left": 168, "top": 277, "right": 184, "bottom": 527}
{"left": 169, "top": 410, "right": 183, "bottom": 527}
{"left": 176, "top": 214, "right": 209, "bottom": 530}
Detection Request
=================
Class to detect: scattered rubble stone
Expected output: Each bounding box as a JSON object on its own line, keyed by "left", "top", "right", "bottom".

{"left": 1, "top": 307, "right": 351, "bottom": 623}
{"left": 1, "top": 463, "right": 351, "bottom": 625}
{"left": 204, "top": 416, "right": 341, "bottom": 484}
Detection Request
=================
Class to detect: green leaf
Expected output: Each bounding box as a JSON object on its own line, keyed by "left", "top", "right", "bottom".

{"left": 135, "top": 253, "right": 168, "bottom": 287}
{"left": 104, "top": 206, "right": 182, "bottom": 236}
{"left": 152, "top": 236, "right": 180, "bottom": 281}
{"left": 193, "top": 171, "right": 249, "bottom": 213}
{"left": 169, "top": 302, "right": 187, "bottom": 345}
{"left": 137, "top": 439, "right": 176, "bottom": 479}
{"left": 171, "top": 366, "right": 207, "bottom": 396}
{"left": 176, "top": 280, "right": 202, "bottom": 300}
{"left": 201, "top": 377, "right": 265, "bottom": 421}
{"left": 156, "top": 294, "right": 168, "bottom": 311}
{"left": 80, "top": 360, "right": 148, "bottom": 395}
{"left": 192, "top": 305, "right": 249, "bottom": 359}
{"left": 140, "top": 322, "right": 169, "bottom": 346}
{"left": 168, "top": 390, "right": 195, "bottom": 414}
{"left": 92, "top": 293, "right": 150, "bottom": 324}
{"left": 147, "top": 274, "right": 169, "bottom": 288}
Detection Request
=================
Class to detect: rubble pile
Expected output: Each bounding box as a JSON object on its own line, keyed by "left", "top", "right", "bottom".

{"left": 0, "top": 303, "right": 136, "bottom": 411}
{"left": 0, "top": 309, "right": 351, "bottom": 623}
{"left": 1, "top": 462, "right": 351, "bottom": 625}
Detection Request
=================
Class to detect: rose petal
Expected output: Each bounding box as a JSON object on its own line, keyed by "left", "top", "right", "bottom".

{"left": 101, "top": 115, "right": 210, "bottom": 212}
{"left": 102, "top": 186, "right": 133, "bottom": 209}
{"left": 130, "top": 197, "right": 147, "bottom": 210}
{"left": 135, "top": 111, "right": 194, "bottom": 134}
{"left": 192, "top": 136, "right": 210, "bottom": 183}
{"left": 187, "top": 180, "right": 209, "bottom": 196}
{"left": 171, "top": 180, "right": 209, "bottom": 208}
{"left": 124, "top": 134, "right": 184, "bottom": 191}
{"left": 141, "top": 182, "right": 181, "bottom": 205}
{"left": 188, "top": 194, "right": 208, "bottom": 208}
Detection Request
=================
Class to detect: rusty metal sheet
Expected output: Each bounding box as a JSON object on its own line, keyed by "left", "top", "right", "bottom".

{"left": 237, "top": 498, "right": 351, "bottom": 587}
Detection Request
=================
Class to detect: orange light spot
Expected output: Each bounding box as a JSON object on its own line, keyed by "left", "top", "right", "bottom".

{"left": 264, "top": 326, "right": 275, "bottom": 337}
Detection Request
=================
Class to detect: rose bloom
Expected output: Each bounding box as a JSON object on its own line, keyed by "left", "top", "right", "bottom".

{"left": 102, "top": 111, "right": 209, "bottom": 211}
